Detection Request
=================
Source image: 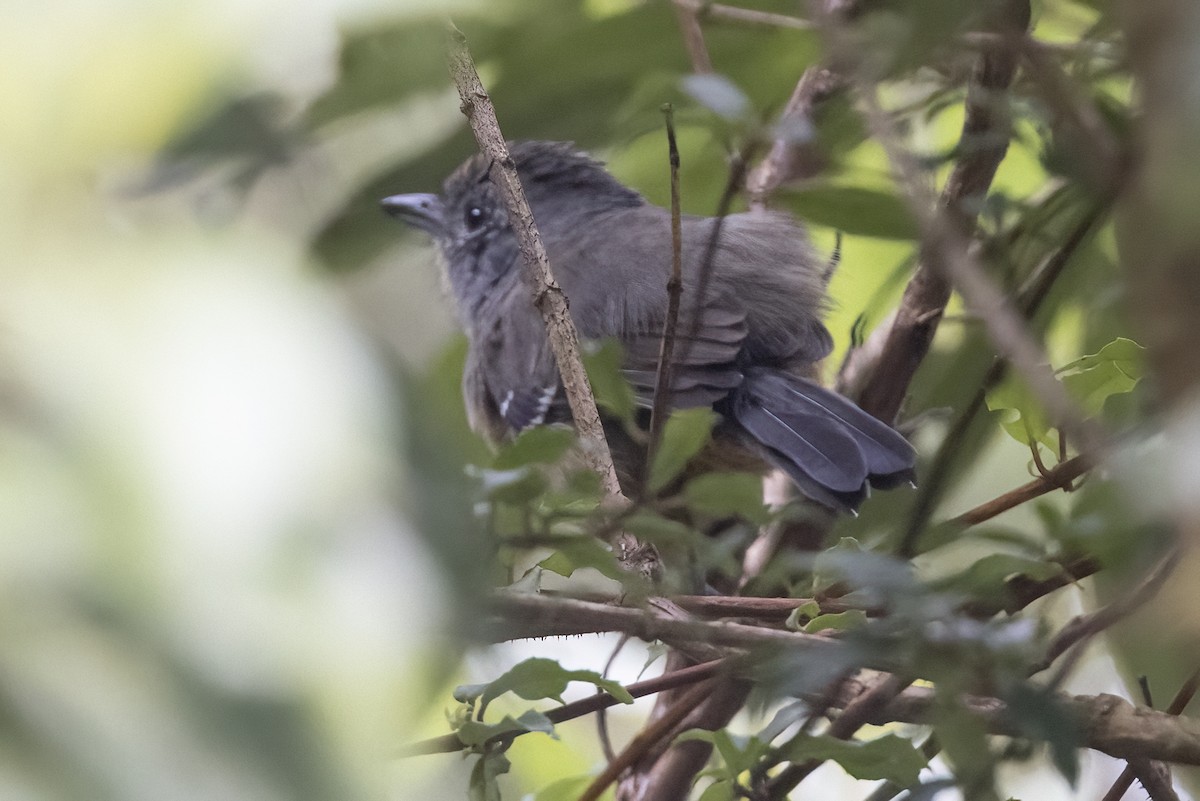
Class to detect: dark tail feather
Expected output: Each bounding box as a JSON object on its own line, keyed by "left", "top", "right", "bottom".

{"left": 729, "top": 368, "right": 917, "bottom": 513}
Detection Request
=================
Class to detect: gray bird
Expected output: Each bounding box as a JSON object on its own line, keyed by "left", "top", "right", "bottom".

{"left": 382, "top": 141, "right": 915, "bottom": 511}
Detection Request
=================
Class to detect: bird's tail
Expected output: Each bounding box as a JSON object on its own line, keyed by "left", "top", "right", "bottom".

{"left": 728, "top": 368, "right": 917, "bottom": 513}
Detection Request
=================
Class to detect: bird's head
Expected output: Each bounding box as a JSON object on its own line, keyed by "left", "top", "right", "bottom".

{"left": 381, "top": 141, "right": 642, "bottom": 317}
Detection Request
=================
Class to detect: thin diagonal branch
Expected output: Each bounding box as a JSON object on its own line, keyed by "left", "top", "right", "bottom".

{"left": 856, "top": 0, "right": 1030, "bottom": 423}
{"left": 446, "top": 25, "right": 624, "bottom": 501}
{"left": 646, "top": 105, "right": 685, "bottom": 464}
{"left": 1029, "top": 547, "right": 1181, "bottom": 676}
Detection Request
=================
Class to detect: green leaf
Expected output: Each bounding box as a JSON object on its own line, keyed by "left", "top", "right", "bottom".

{"left": 782, "top": 186, "right": 918, "bottom": 240}
{"left": 493, "top": 426, "right": 576, "bottom": 470}
{"left": 479, "top": 658, "right": 634, "bottom": 708}
{"left": 1004, "top": 683, "right": 1081, "bottom": 784}
{"left": 538, "top": 537, "right": 624, "bottom": 580}
{"left": 648, "top": 408, "right": 718, "bottom": 493}
{"left": 804, "top": 609, "right": 868, "bottom": 634}
{"left": 683, "top": 472, "right": 770, "bottom": 523}
{"left": 471, "top": 465, "right": 548, "bottom": 505}
{"left": 696, "top": 780, "right": 734, "bottom": 801}
{"left": 1059, "top": 337, "right": 1145, "bottom": 417}
{"left": 987, "top": 338, "right": 1145, "bottom": 448}
{"left": 622, "top": 511, "right": 694, "bottom": 547}
{"left": 468, "top": 750, "right": 511, "bottom": 801}
{"left": 786, "top": 733, "right": 926, "bottom": 786}
{"left": 583, "top": 339, "right": 637, "bottom": 424}
{"left": 785, "top": 599, "right": 823, "bottom": 630}
{"left": 937, "top": 554, "right": 1062, "bottom": 597}
{"left": 535, "top": 776, "right": 594, "bottom": 801}
{"left": 458, "top": 710, "right": 556, "bottom": 748}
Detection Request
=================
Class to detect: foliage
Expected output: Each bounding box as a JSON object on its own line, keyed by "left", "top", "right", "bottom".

{"left": 12, "top": 0, "right": 1197, "bottom": 800}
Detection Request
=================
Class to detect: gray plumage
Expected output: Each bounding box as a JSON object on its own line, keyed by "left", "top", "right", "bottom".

{"left": 382, "top": 141, "right": 915, "bottom": 511}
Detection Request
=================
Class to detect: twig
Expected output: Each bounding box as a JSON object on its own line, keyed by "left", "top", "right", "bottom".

{"left": 674, "top": 0, "right": 812, "bottom": 31}
{"left": 1127, "top": 759, "right": 1180, "bottom": 801}
{"left": 670, "top": 1, "right": 713, "bottom": 74}
{"left": 578, "top": 678, "right": 722, "bottom": 801}
{"left": 858, "top": 83, "right": 1105, "bottom": 452}
{"left": 895, "top": 199, "right": 1109, "bottom": 555}
{"left": 1030, "top": 548, "right": 1181, "bottom": 676}
{"left": 400, "top": 658, "right": 727, "bottom": 757}
{"left": 950, "top": 453, "right": 1093, "bottom": 527}
{"left": 747, "top": 66, "right": 846, "bottom": 208}
{"left": 486, "top": 592, "right": 849, "bottom": 656}
{"left": 843, "top": 683, "right": 1200, "bottom": 767}
{"left": 646, "top": 105, "right": 685, "bottom": 464}
{"left": 445, "top": 24, "right": 625, "bottom": 502}
{"left": 1100, "top": 669, "right": 1200, "bottom": 801}
{"left": 856, "top": 0, "right": 1030, "bottom": 424}
{"left": 598, "top": 635, "right": 632, "bottom": 763}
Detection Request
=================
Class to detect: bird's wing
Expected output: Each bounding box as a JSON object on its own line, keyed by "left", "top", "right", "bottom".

{"left": 467, "top": 292, "right": 566, "bottom": 437}
{"left": 619, "top": 290, "right": 749, "bottom": 410}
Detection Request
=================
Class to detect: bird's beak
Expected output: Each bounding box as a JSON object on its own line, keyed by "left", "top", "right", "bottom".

{"left": 380, "top": 193, "right": 444, "bottom": 236}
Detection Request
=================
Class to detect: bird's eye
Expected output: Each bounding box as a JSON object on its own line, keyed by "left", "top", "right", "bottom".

{"left": 464, "top": 206, "right": 484, "bottom": 230}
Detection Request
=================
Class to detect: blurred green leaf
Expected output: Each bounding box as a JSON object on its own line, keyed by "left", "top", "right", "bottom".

{"left": 469, "top": 749, "right": 512, "bottom": 801}
{"left": 785, "top": 733, "right": 926, "bottom": 785}
{"left": 538, "top": 536, "right": 624, "bottom": 580}
{"left": 582, "top": 339, "right": 637, "bottom": 424}
{"left": 804, "top": 609, "right": 869, "bottom": 634}
{"left": 648, "top": 408, "right": 717, "bottom": 493}
{"left": 1004, "top": 683, "right": 1082, "bottom": 784}
{"left": 682, "top": 471, "right": 769, "bottom": 524}
{"left": 936, "top": 554, "right": 1062, "bottom": 598}
{"left": 470, "top": 465, "right": 548, "bottom": 505}
{"left": 492, "top": 426, "right": 576, "bottom": 470}
{"left": 782, "top": 186, "right": 918, "bottom": 240}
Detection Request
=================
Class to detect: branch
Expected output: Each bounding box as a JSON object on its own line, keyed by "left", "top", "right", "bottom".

{"left": 851, "top": 684, "right": 1200, "bottom": 767}
{"left": 646, "top": 106, "right": 685, "bottom": 462}
{"left": 856, "top": 81, "right": 1106, "bottom": 457}
{"left": 674, "top": 0, "right": 812, "bottom": 31}
{"left": 580, "top": 679, "right": 722, "bottom": 801}
{"left": 670, "top": 1, "right": 713, "bottom": 74}
{"left": 746, "top": 66, "right": 847, "bottom": 208}
{"left": 950, "top": 453, "right": 1093, "bottom": 527}
{"left": 400, "top": 659, "right": 727, "bottom": 757}
{"left": 1101, "top": 670, "right": 1200, "bottom": 801}
{"left": 1029, "top": 548, "right": 1181, "bottom": 676}
{"left": 445, "top": 24, "right": 625, "bottom": 502}
{"left": 486, "top": 592, "right": 847, "bottom": 656}
{"left": 855, "top": 0, "right": 1030, "bottom": 423}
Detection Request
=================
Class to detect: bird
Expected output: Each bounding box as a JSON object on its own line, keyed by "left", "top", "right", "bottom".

{"left": 381, "top": 141, "right": 915, "bottom": 512}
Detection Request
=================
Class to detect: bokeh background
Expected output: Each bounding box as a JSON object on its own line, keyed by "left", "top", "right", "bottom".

{"left": 1, "top": 0, "right": 1178, "bottom": 799}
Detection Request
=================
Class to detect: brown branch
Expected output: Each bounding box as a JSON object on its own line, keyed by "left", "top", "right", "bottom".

{"left": 895, "top": 198, "right": 1110, "bottom": 554}
{"left": 486, "top": 592, "right": 847, "bottom": 656}
{"left": 858, "top": 82, "right": 1105, "bottom": 456}
{"left": 400, "top": 658, "right": 727, "bottom": 757}
{"left": 670, "top": 1, "right": 713, "bottom": 74}
{"left": 674, "top": 0, "right": 812, "bottom": 31}
{"left": 746, "top": 66, "right": 847, "bottom": 208}
{"left": 844, "top": 684, "right": 1200, "bottom": 767}
{"left": 646, "top": 105, "right": 685, "bottom": 464}
{"left": 1100, "top": 669, "right": 1200, "bottom": 801}
{"left": 579, "top": 678, "right": 722, "bottom": 801}
{"left": 950, "top": 453, "right": 1093, "bottom": 527}
{"left": 1030, "top": 548, "right": 1181, "bottom": 676}
{"left": 446, "top": 24, "right": 625, "bottom": 501}
{"left": 856, "top": 0, "right": 1030, "bottom": 424}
